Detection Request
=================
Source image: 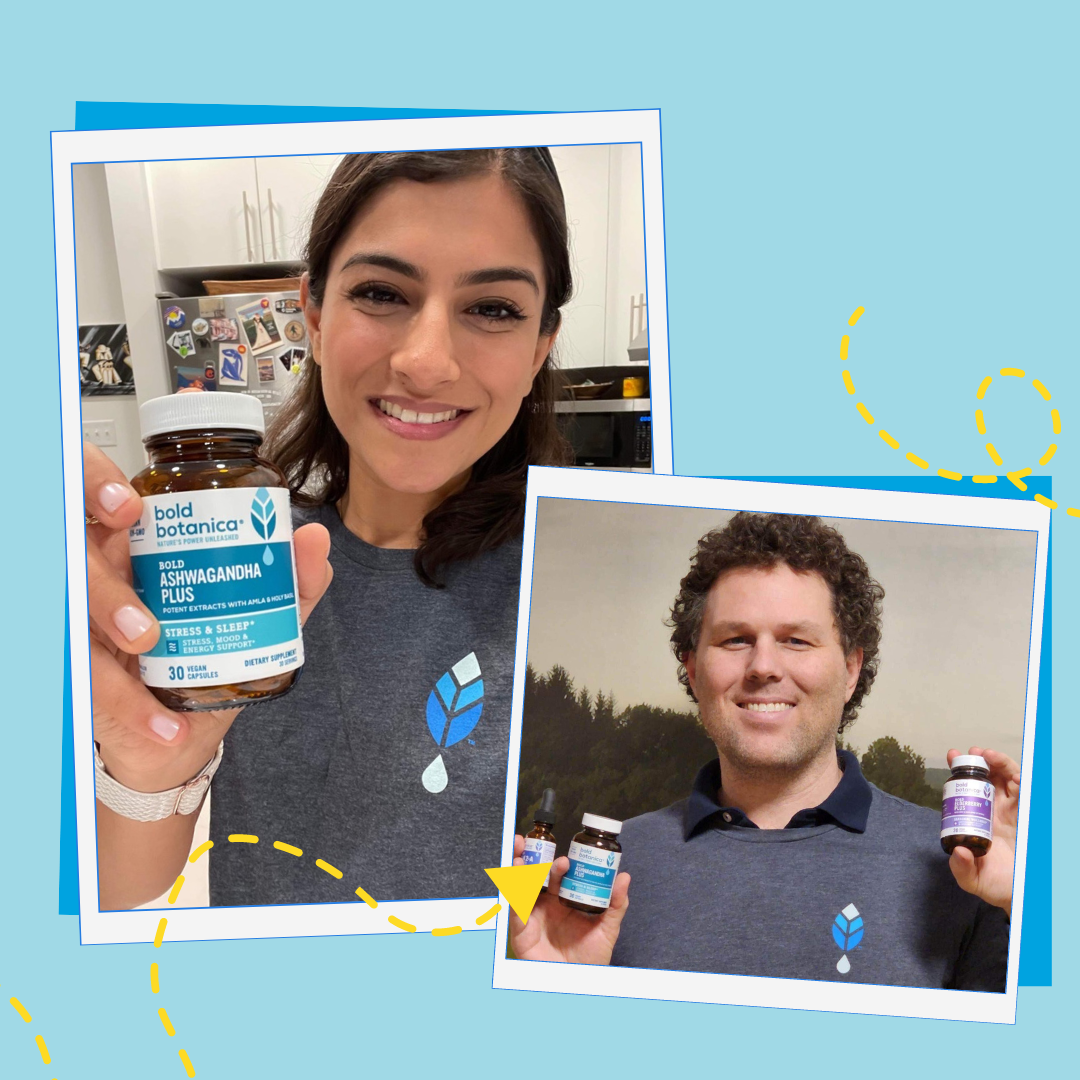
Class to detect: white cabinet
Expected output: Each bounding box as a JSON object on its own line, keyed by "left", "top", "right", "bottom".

{"left": 256, "top": 155, "right": 343, "bottom": 261}
{"left": 147, "top": 158, "right": 263, "bottom": 269}
{"left": 146, "top": 155, "right": 342, "bottom": 269}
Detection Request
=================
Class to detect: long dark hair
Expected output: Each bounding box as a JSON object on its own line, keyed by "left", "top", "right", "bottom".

{"left": 264, "top": 148, "right": 573, "bottom": 586}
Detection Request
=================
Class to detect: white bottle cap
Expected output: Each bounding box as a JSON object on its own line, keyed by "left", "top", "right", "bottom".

{"left": 951, "top": 754, "right": 989, "bottom": 770}
{"left": 139, "top": 392, "right": 265, "bottom": 439}
{"left": 581, "top": 813, "right": 623, "bottom": 835}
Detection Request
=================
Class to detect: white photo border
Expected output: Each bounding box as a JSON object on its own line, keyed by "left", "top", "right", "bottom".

{"left": 52, "top": 110, "right": 671, "bottom": 946}
{"left": 493, "top": 467, "right": 1049, "bottom": 1025}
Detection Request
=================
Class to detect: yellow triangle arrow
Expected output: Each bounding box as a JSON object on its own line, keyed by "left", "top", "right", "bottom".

{"left": 484, "top": 863, "right": 552, "bottom": 925}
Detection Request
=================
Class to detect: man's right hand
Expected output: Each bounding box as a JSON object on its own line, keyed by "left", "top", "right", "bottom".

{"left": 84, "top": 440, "right": 333, "bottom": 794}
{"left": 508, "top": 834, "right": 630, "bottom": 965}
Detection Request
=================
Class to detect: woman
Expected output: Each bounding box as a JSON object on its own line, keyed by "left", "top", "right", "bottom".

{"left": 85, "top": 148, "right": 572, "bottom": 910}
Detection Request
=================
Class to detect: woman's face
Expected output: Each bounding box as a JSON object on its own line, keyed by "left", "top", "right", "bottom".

{"left": 304, "top": 172, "right": 556, "bottom": 499}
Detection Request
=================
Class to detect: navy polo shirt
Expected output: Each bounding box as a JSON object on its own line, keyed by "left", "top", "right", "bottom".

{"left": 610, "top": 749, "right": 1009, "bottom": 989}
{"left": 684, "top": 749, "right": 872, "bottom": 836}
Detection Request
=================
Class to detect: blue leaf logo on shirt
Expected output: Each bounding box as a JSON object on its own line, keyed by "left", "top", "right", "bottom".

{"left": 421, "top": 652, "right": 484, "bottom": 793}
{"left": 832, "top": 903, "right": 863, "bottom": 974}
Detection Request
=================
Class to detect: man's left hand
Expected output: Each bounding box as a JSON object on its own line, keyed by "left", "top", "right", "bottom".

{"left": 945, "top": 746, "right": 1020, "bottom": 918}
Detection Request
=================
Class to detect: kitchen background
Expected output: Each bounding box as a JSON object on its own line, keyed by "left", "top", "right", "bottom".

{"left": 74, "top": 144, "right": 651, "bottom": 479}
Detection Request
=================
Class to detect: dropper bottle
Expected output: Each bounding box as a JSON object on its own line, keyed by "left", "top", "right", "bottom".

{"left": 522, "top": 788, "right": 557, "bottom": 891}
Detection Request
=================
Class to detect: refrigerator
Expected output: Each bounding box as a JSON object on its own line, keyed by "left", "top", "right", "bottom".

{"left": 157, "top": 288, "right": 309, "bottom": 425}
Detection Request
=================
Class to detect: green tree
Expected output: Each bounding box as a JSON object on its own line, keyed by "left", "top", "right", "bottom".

{"left": 860, "top": 736, "right": 939, "bottom": 809}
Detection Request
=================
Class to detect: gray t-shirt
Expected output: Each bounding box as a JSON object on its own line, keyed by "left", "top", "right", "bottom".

{"left": 610, "top": 785, "right": 1009, "bottom": 990}
{"left": 208, "top": 503, "right": 522, "bottom": 906}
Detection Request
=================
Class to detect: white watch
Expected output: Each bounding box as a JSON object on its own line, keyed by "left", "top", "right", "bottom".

{"left": 94, "top": 742, "right": 224, "bottom": 822}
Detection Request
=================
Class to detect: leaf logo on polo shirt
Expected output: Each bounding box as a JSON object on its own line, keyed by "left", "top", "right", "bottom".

{"left": 421, "top": 652, "right": 484, "bottom": 793}
{"left": 832, "top": 903, "right": 864, "bottom": 974}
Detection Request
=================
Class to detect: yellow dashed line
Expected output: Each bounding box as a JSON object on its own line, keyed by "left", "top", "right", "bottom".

{"left": 151, "top": 963, "right": 160, "bottom": 994}
{"left": 842, "top": 370, "right": 855, "bottom": 394}
{"left": 1067, "top": 508, "right": 1080, "bottom": 518}
{"left": 476, "top": 902, "right": 502, "bottom": 925}
{"left": 986, "top": 443, "right": 1003, "bottom": 466}
{"left": 229, "top": 834, "right": 258, "bottom": 844}
{"left": 10, "top": 997, "right": 31, "bottom": 1022}
{"left": 1001, "top": 367, "right": 1025, "bottom": 377}
{"left": 840, "top": 334, "right": 850, "bottom": 360}
{"left": 1007, "top": 468, "right": 1032, "bottom": 491}
{"left": 273, "top": 841, "right": 303, "bottom": 857}
{"left": 977, "top": 377, "right": 992, "bottom": 399}
{"left": 154, "top": 918, "right": 167, "bottom": 949}
{"left": 1039, "top": 444, "right": 1057, "bottom": 465}
{"left": 906, "top": 452, "right": 929, "bottom": 469}
{"left": 168, "top": 876, "right": 185, "bottom": 904}
{"left": 188, "top": 840, "right": 213, "bottom": 863}
{"left": 316, "top": 859, "right": 343, "bottom": 879}
{"left": 848, "top": 306, "right": 865, "bottom": 326}
{"left": 159, "top": 1007, "right": 176, "bottom": 1037}
{"left": 938, "top": 469, "right": 963, "bottom": 481}
{"left": 976, "top": 409, "right": 986, "bottom": 434}
{"left": 1035, "top": 494, "right": 1057, "bottom": 509}
{"left": 35, "top": 1034, "right": 50, "bottom": 1065}
{"left": 388, "top": 916, "right": 417, "bottom": 933}
{"left": 1052, "top": 409, "right": 1061, "bottom": 434}
{"left": 879, "top": 430, "right": 900, "bottom": 450}
{"left": 432, "top": 926, "right": 463, "bottom": 937}
{"left": 1033, "top": 379, "right": 1051, "bottom": 401}
{"left": 856, "top": 402, "right": 874, "bottom": 424}
{"left": 972, "top": 475, "right": 998, "bottom": 483}
{"left": 354, "top": 886, "right": 378, "bottom": 908}
{"left": 179, "top": 1049, "right": 196, "bottom": 1077}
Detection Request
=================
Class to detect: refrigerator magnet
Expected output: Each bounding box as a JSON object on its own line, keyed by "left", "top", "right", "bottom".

{"left": 236, "top": 298, "right": 283, "bottom": 355}
{"left": 191, "top": 318, "right": 209, "bottom": 337}
{"left": 275, "top": 298, "right": 303, "bottom": 314}
{"left": 283, "top": 319, "right": 305, "bottom": 342}
{"left": 166, "top": 330, "right": 196, "bottom": 358}
{"left": 219, "top": 345, "right": 248, "bottom": 387}
{"left": 209, "top": 317, "right": 239, "bottom": 342}
{"left": 256, "top": 354, "right": 277, "bottom": 383}
{"left": 164, "top": 306, "right": 185, "bottom": 329}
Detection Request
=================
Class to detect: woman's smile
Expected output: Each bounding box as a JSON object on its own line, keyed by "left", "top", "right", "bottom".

{"left": 304, "top": 171, "right": 555, "bottom": 501}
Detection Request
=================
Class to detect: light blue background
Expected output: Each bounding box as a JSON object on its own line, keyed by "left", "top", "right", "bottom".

{"left": 6, "top": 3, "right": 1076, "bottom": 1075}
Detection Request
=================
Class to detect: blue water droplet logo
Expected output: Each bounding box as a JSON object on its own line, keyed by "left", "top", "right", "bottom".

{"left": 263, "top": 546, "right": 274, "bottom": 566}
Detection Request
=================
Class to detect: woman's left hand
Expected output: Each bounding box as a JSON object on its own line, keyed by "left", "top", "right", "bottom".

{"left": 945, "top": 746, "right": 1020, "bottom": 918}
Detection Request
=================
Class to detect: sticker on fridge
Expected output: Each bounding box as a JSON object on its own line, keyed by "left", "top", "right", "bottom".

{"left": 176, "top": 365, "right": 216, "bottom": 391}
{"left": 219, "top": 345, "right": 248, "bottom": 387}
{"left": 167, "top": 330, "right": 196, "bottom": 358}
{"left": 209, "top": 317, "right": 239, "bottom": 342}
{"left": 236, "top": 298, "right": 283, "bottom": 355}
{"left": 256, "top": 354, "right": 277, "bottom": 383}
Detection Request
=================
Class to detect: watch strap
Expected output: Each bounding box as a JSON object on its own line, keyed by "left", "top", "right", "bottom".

{"left": 94, "top": 741, "right": 224, "bottom": 822}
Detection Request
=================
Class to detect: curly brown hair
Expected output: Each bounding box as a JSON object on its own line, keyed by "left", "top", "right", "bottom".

{"left": 669, "top": 512, "right": 885, "bottom": 733}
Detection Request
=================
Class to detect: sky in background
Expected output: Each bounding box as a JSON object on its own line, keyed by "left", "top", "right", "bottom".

{"left": 526, "top": 498, "right": 1039, "bottom": 768}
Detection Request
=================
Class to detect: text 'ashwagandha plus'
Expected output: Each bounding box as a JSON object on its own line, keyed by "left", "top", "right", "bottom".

{"left": 558, "top": 813, "right": 622, "bottom": 914}
{"left": 128, "top": 392, "right": 304, "bottom": 712}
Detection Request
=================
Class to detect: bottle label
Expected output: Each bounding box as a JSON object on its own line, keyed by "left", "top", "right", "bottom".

{"left": 558, "top": 840, "right": 621, "bottom": 910}
{"left": 128, "top": 487, "right": 304, "bottom": 688}
{"left": 522, "top": 837, "right": 556, "bottom": 887}
{"left": 941, "top": 777, "right": 995, "bottom": 841}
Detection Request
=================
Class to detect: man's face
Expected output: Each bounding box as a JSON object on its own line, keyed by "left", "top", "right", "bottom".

{"left": 685, "top": 563, "right": 863, "bottom": 776}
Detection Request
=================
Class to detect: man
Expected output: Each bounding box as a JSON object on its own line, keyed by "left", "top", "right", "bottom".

{"left": 511, "top": 513, "right": 1017, "bottom": 990}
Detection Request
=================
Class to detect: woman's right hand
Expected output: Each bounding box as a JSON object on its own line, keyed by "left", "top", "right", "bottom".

{"left": 508, "top": 834, "right": 630, "bottom": 965}
{"left": 84, "top": 441, "right": 334, "bottom": 794}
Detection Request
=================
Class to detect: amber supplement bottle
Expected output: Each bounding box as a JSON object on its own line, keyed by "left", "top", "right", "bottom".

{"left": 940, "top": 755, "right": 994, "bottom": 857}
{"left": 128, "top": 393, "right": 304, "bottom": 712}
{"left": 522, "top": 788, "right": 557, "bottom": 891}
{"left": 559, "top": 813, "right": 623, "bottom": 914}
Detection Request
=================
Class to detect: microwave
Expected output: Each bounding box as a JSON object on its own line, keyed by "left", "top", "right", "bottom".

{"left": 555, "top": 399, "right": 652, "bottom": 469}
